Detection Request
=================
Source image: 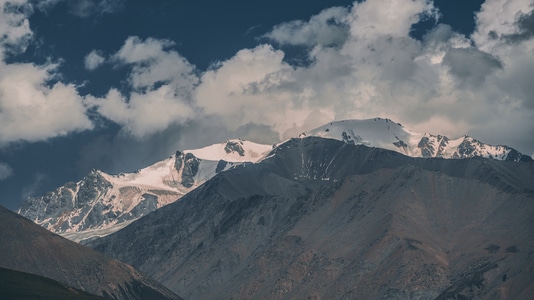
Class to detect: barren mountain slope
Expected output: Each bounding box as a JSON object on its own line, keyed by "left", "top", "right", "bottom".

{"left": 86, "top": 138, "right": 534, "bottom": 299}
{"left": 0, "top": 206, "right": 182, "bottom": 300}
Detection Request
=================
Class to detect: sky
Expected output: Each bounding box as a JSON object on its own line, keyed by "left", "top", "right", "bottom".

{"left": 0, "top": 0, "right": 533, "bottom": 211}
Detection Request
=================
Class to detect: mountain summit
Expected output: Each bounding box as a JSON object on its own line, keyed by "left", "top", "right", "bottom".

{"left": 301, "top": 118, "right": 532, "bottom": 162}
{"left": 18, "top": 118, "right": 531, "bottom": 243}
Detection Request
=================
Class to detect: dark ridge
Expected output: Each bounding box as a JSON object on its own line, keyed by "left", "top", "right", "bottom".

{"left": 0, "top": 205, "right": 183, "bottom": 300}
{"left": 260, "top": 138, "right": 534, "bottom": 194}
{"left": 0, "top": 266, "right": 108, "bottom": 300}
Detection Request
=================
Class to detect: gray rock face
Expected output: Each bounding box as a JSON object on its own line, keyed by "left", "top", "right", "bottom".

{"left": 417, "top": 135, "right": 450, "bottom": 158}
{"left": 215, "top": 160, "right": 228, "bottom": 173}
{"left": 18, "top": 170, "right": 116, "bottom": 232}
{"left": 393, "top": 139, "right": 408, "bottom": 149}
{"left": 224, "top": 140, "right": 245, "bottom": 156}
{"left": 174, "top": 151, "right": 205, "bottom": 187}
{"left": 88, "top": 138, "right": 534, "bottom": 300}
{"left": 180, "top": 153, "right": 200, "bottom": 188}
{"left": 455, "top": 137, "right": 482, "bottom": 158}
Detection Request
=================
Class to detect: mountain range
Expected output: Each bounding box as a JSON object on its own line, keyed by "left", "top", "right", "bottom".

{"left": 12, "top": 117, "right": 534, "bottom": 299}
{"left": 18, "top": 118, "right": 532, "bottom": 243}
{"left": 86, "top": 136, "right": 534, "bottom": 299}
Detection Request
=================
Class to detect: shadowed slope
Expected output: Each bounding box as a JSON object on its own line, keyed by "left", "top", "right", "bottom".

{"left": 0, "top": 206, "right": 182, "bottom": 300}
{"left": 0, "top": 267, "right": 108, "bottom": 300}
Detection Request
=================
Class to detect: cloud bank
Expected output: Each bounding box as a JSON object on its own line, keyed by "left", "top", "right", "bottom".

{"left": 2, "top": 0, "right": 534, "bottom": 158}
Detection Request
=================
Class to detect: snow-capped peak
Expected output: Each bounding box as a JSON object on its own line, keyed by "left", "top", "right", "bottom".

{"left": 18, "top": 139, "right": 272, "bottom": 243}
{"left": 299, "top": 117, "right": 531, "bottom": 162}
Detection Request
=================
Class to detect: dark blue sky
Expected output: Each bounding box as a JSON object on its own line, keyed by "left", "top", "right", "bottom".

{"left": 4, "top": 0, "right": 533, "bottom": 211}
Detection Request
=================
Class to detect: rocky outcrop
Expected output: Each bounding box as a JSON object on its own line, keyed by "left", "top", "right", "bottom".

{"left": 417, "top": 134, "right": 450, "bottom": 158}
{"left": 176, "top": 152, "right": 200, "bottom": 188}
{"left": 224, "top": 140, "right": 245, "bottom": 156}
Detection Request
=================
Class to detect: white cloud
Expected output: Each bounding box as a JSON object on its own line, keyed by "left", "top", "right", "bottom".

{"left": 87, "top": 86, "right": 195, "bottom": 139}
{"left": 347, "top": 0, "right": 438, "bottom": 38}
{"left": 195, "top": 44, "right": 336, "bottom": 137}
{"left": 472, "top": 0, "right": 534, "bottom": 53}
{"left": 84, "top": 50, "right": 105, "bottom": 70}
{"left": 0, "top": 62, "right": 94, "bottom": 144}
{"left": 86, "top": 37, "right": 198, "bottom": 138}
{"left": 0, "top": 1, "right": 93, "bottom": 145}
{"left": 0, "top": 0, "right": 32, "bottom": 57}
{"left": 196, "top": 45, "right": 290, "bottom": 118}
{"left": 113, "top": 36, "right": 198, "bottom": 91}
{"left": 264, "top": 6, "right": 350, "bottom": 47}
{"left": 0, "top": 161, "right": 12, "bottom": 180}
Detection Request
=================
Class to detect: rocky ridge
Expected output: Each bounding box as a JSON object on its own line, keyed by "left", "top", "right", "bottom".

{"left": 301, "top": 118, "right": 532, "bottom": 162}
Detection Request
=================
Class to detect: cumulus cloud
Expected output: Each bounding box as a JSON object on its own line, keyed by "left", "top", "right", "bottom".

{"left": 347, "top": 0, "right": 438, "bottom": 38}
{"left": 0, "top": 0, "right": 32, "bottom": 56}
{"left": 112, "top": 36, "right": 198, "bottom": 91}
{"left": 472, "top": 0, "right": 534, "bottom": 52}
{"left": 503, "top": 10, "right": 534, "bottom": 43}
{"left": 442, "top": 47, "right": 502, "bottom": 87}
{"left": 196, "top": 45, "right": 294, "bottom": 129}
{"left": 264, "top": 6, "right": 350, "bottom": 47}
{"left": 195, "top": 0, "right": 444, "bottom": 137}
{"left": 0, "top": 0, "right": 93, "bottom": 146}
{"left": 0, "top": 161, "right": 13, "bottom": 180}
{"left": 87, "top": 87, "right": 195, "bottom": 139}
{"left": 84, "top": 50, "right": 105, "bottom": 70}
{"left": 86, "top": 37, "right": 198, "bottom": 138}
{"left": 0, "top": 62, "right": 94, "bottom": 144}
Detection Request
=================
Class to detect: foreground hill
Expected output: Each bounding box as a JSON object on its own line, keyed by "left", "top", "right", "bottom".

{"left": 0, "top": 267, "right": 107, "bottom": 300}
{"left": 0, "top": 206, "right": 182, "bottom": 300}
{"left": 88, "top": 137, "right": 534, "bottom": 299}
